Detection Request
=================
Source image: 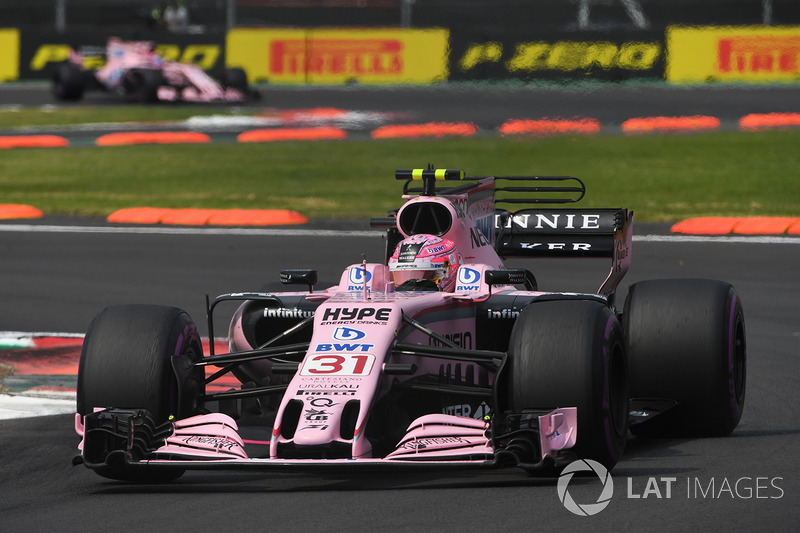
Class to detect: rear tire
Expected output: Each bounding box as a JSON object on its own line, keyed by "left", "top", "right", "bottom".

{"left": 623, "top": 279, "right": 746, "bottom": 437}
{"left": 52, "top": 62, "right": 85, "bottom": 101}
{"left": 507, "top": 300, "right": 628, "bottom": 470}
{"left": 221, "top": 67, "right": 248, "bottom": 94}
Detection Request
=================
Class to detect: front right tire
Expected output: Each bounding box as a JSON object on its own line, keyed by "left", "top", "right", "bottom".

{"left": 123, "top": 68, "right": 167, "bottom": 103}
{"left": 507, "top": 300, "right": 628, "bottom": 470}
{"left": 77, "top": 304, "right": 205, "bottom": 482}
{"left": 77, "top": 304, "right": 205, "bottom": 425}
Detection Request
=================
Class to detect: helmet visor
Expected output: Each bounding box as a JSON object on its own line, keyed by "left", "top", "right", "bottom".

{"left": 391, "top": 268, "right": 446, "bottom": 286}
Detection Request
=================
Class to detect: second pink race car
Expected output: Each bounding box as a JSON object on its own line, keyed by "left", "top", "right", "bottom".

{"left": 52, "top": 37, "right": 257, "bottom": 103}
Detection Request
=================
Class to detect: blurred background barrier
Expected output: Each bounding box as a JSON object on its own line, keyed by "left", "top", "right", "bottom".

{"left": 2, "top": 0, "right": 799, "bottom": 34}
{"left": 0, "top": 29, "right": 20, "bottom": 82}
{"left": 226, "top": 27, "right": 449, "bottom": 83}
{"left": 449, "top": 29, "right": 665, "bottom": 82}
{"left": 667, "top": 25, "right": 800, "bottom": 83}
{"left": 1, "top": 1, "right": 799, "bottom": 84}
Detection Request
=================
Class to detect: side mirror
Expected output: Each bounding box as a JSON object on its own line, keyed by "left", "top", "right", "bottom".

{"left": 280, "top": 269, "right": 318, "bottom": 292}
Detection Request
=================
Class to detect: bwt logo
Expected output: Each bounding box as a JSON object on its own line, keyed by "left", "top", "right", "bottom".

{"left": 349, "top": 267, "right": 372, "bottom": 286}
{"left": 332, "top": 327, "right": 366, "bottom": 341}
{"left": 457, "top": 267, "right": 481, "bottom": 285}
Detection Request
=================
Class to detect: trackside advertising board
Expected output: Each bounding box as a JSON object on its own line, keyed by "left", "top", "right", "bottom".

{"left": 667, "top": 26, "right": 800, "bottom": 83}
{"left": 226, "top": 28, "right": 449, "bottom": 84}
{"left": 0, "top": 28, "right": 20, "bottom": 81}
{"left": 449, "top": 30, "right": 665, "bottom": 82}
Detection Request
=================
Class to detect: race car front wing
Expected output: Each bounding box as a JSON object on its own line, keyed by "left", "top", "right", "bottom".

{"left": 74, "top": 406, "right": 578, "bottom": 475}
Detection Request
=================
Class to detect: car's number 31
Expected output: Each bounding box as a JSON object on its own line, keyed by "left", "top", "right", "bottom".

{"left": 301, "top": 354, "right": 375, "bottom": 376}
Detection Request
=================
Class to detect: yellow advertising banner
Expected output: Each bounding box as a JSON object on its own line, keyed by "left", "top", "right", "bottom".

{"left": 0, "top": 28, "right": 20, "bottom": 81}
{"left": 227, "top": 28, "right": 449, "bottom": 85}
{"left": 667, "top": 26, "right": 800, "bottom": 83}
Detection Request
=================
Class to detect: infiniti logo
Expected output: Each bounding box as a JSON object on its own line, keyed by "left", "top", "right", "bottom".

{"left": 332, "top": 327, "right": 366, "bottom": 341}
{"left": 457, "top": 267, "right": 480, "bottom": 285}
{"left": 557, "top": 459, "right": 614, "bottom": 516}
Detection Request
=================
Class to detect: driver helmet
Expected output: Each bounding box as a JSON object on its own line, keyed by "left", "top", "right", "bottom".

{"left": 388, "top": 234, "right": 461, "bottom": 292}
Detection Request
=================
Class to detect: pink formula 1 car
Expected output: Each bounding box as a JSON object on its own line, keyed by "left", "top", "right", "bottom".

{"left": 52, "top": 37, "right": 256, "bottom": 103}
{"left": 73, "top": 168, "right": 746, "bottom": 481}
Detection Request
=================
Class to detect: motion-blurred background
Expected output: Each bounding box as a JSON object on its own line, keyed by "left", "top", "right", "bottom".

{"left": 2, "top": 0, "right": 799, "bottom": 86}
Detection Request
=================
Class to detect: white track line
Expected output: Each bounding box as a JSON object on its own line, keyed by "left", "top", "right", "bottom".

{"left": 0, "top": 224, "right": 380, "bottom": 238}
{"left": 636, "top": 234, "right": 800, "bottom": 244}
{"left": 0, "top": 394, "right": 75, "bottom": 420}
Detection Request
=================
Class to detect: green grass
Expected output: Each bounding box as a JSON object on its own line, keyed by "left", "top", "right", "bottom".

{"left": 1, "top": 129, "right": 798, "bottom": 221}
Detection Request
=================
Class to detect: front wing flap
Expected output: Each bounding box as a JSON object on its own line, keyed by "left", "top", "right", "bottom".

{"left": 75, "top": 407, "right": 578, "bottom": 474}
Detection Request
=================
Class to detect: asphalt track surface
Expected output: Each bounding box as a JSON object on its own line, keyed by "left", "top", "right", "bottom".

{"left": 1, "top": 83, "right": 799, "bottom": 531}
{"left": 0, "top": 223, "right": 798, "bottom": 532}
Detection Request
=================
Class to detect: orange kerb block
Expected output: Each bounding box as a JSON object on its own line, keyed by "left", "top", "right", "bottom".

{"left": 671, "top": 217, "right": 743, "bottom": 234}
{"left": 96, "top": 132, "right": 211, "bottom": 146}
{"left": 371, "top": 122, "right": 478, "bottom": 139}
{"left": 0, "top": 204, "right": 44, "bottom": 220}
{"left": 732, "top": 217, "right": 800, "bottom": 235}
{"left": 672, "top": 217, "right": 800, "bottom": 235}
{"left": 0, "top": 135, "right": 69, "bottom": 149}
{"left": 237, "top": 128, "right": 348, "bottom": 142}
{"left": 622, "top": 116, "right": 720, "bottom": 134}
{"left": 160, "top": 209, "right": 220, "bottom": 225}
{"left": 107, "top": 208, "right": 309, "bottom": 226}
{"left": 499, "top": 118, "right": 601, "bottom": 136}
{"left": 207, "top": 209, "right": 309, "bottom": 226}
{"left": 107, "top": 207, "right": 173, "bottom": 224}
{"left": 739, "top": 113, "right": 800, "bottom": 131}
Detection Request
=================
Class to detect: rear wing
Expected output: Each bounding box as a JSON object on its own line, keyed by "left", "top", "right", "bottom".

{"left": 496, "top": 208, "right": 630, "bottom": 258}
{"left": 497, "top": 207, "right": 633, "bottom": 298}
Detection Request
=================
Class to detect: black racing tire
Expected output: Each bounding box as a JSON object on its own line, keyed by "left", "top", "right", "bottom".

{"left": 52, "top": 62, "right": 85, "bottom": 101}
{"left": 123, "top": 68, "right": 167, "bottom": 103}
{"left": 220, "top": 67, "right": 249, "bottom": 94}
{"left": 77, "top": 304, "right": 205, "bottom": 424}
{"left": 623, "top": 279, "right": 746, "bottom": 437}
{"left": 77, "top": 305, "right": 205, "bottom": 482}
{"left": 507, "top": 300, "right": 628, "bottom": 470}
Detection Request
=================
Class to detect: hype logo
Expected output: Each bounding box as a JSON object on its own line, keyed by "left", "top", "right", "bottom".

{"left": 457, "top": 267, "right": 481, "bottom": 287}
{"left": 349, "top": 266, "right": 372, "bottom": 287}
{"left": 332, "top": 327, "right": 366, "bottom": 341}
